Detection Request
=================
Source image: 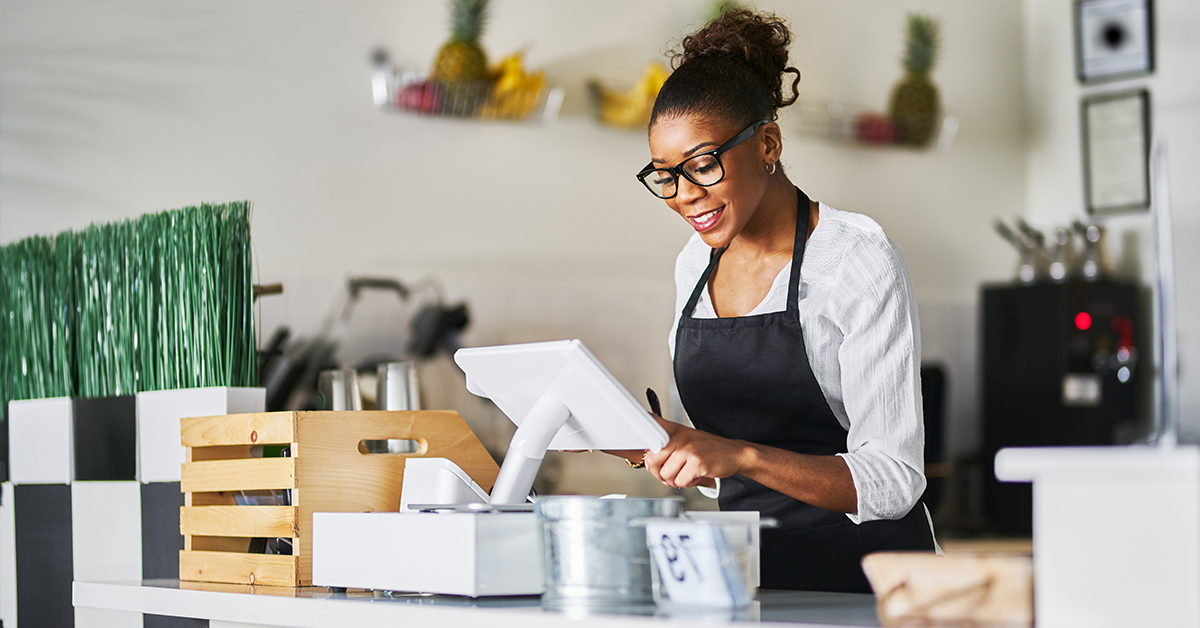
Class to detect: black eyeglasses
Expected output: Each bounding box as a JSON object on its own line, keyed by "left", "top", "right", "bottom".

{"left": 636, "top": 120, "right": 769, "bottom": 199}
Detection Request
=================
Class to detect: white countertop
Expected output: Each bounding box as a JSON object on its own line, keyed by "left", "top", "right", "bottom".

{"left": 74, "top": 579, "right": 882, "bottom": 628}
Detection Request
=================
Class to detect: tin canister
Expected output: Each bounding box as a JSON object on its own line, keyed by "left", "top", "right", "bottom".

{"left": 535, "top": 496, "right": 684, "bottom": 607}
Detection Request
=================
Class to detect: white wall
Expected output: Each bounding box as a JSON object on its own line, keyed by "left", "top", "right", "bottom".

{"left": 1, "top": 1, "right": 1029, "bottom": 493}
{"left": 1022, "top": 0, "right": 1200, "bottom": 440}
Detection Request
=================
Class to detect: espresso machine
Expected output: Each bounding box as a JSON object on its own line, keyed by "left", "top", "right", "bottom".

{"left": 983, "top": 221, "right": 1142, "bottom": 535}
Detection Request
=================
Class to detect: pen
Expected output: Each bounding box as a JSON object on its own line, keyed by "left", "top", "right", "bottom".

{"left": 646, "top": 387, "right": 662, "bottom": 417}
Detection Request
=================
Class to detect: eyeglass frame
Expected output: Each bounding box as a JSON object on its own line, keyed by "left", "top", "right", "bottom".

{"left": 636, "top": 119, "right": 770, "bottom": 199}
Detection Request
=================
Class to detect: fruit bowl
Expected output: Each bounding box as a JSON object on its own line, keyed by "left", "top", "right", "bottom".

{"left": 386, "top": 70, "right": 563, "bottom": 123}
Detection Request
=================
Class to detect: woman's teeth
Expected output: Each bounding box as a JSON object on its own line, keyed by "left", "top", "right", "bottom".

{"left": 695, "top": 209, "right": 720, "bottom": 222}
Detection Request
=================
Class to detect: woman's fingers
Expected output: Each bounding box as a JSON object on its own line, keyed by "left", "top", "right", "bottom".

{"left": 655, "top": 451, "right": 689, "bottom": 487}
{"left": 648, "top": 447, "right": 709, "bottom": 488}
{"left": 643, "top": 446, "right": 670, "bottom": 479}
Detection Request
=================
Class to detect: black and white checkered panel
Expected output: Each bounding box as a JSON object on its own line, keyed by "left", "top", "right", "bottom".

{"left": 3, "top": 389, "right": 262, "bottom": 627}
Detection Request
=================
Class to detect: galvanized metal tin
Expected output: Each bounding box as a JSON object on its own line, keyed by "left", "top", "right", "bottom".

{"left": 535, "top": 496, "right": 684, "bottom": 607}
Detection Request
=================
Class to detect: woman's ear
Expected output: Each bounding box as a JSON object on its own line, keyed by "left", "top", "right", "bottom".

{"left": 760, "top": 122, "right": 783, "bottom": 162}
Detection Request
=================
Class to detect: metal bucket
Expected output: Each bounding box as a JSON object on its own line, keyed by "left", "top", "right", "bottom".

{"left": 535, "top": 496, "right": 684, "bottom": 607}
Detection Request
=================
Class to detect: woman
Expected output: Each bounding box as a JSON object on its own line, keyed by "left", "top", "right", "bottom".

{"left": 631, "top": 10, "right": 936, "bottom": 593}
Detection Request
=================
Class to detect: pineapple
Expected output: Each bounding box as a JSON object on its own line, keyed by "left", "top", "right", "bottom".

{"left": 888, "top": 14, "right": 941, "bottom": 147}
{"left": 431, "top": 0, "right": 490, "bottom": 83}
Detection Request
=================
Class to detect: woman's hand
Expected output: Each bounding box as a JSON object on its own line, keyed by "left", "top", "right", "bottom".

{"left": 643, "top": 416, "right": 748, "bottom": 489}
{"left": 645, "top": 416, "right": 859, "bottom": 513}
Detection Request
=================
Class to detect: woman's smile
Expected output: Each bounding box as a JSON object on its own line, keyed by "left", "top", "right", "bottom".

{"left": 688, "top": 206, "right": 725, "bottom": 232}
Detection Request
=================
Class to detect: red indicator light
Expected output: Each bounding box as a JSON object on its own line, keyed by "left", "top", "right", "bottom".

{"left": 1075, "top": 312, "right": 1092, "bottom": 330}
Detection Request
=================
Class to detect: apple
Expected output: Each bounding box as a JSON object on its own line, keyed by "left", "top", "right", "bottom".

{"left": 398, "top": 81, "right": 443, "bottom": 115}
{"left": 854, "top": 111, "right": 896, "bottom": 144}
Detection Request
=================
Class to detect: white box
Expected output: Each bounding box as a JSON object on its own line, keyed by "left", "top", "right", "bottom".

{"left": 72, "top": 481, "right": 142, "bottom": 628}
{"left": 135, "top": 387, "right": 264, "bottom": 483}
{"left": 8, "top": 397, "right": 74, "bottom": 484}
{"left": 312, "top": 511, "right": 543, "bottom": 597}
{"left": 995, "top": 446, "right": 1200, "bottom": 628}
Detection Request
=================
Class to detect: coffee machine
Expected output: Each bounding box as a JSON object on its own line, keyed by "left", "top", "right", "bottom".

{"left": 981, "top": 279, "right": 1141, "bottom": 535}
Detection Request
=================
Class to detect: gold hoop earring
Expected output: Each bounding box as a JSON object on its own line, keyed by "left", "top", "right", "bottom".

{"left": 766, "top": 161, "right": 777, "bottom": 175}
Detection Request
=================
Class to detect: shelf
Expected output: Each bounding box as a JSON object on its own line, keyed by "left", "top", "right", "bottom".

{"left": 793, "top": 98, "right": 958, "bottom": 152}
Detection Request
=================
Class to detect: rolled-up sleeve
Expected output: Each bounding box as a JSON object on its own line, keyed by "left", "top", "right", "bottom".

{"left": 830, "top": 234, "right": 926, "bottom": 523}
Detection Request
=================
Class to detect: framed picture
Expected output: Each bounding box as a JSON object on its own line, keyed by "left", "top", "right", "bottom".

{"left": 1081, "top": 89, "right": 1150, "bottom": 215}
{"left": 1075, "top": 0, "right": 1154, "bottom": 84}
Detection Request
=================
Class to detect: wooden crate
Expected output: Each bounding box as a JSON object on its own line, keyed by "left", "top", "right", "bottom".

{"left": 178, "top": 410, "right": 499, "bottom": 586}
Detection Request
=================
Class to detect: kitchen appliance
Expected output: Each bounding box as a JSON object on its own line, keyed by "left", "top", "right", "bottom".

{"left": 312, "top": 340, "right": 670, "bottom": 596}
{"left": 982, "top": 279, "right": 1141, "bottom": 535}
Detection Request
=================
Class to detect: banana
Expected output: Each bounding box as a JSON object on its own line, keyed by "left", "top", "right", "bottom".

{"left": 480, "top": 52, "right": 545, "bottom": 119}
{"left": 592, "top": 62, "right": 670, "bottom": 129}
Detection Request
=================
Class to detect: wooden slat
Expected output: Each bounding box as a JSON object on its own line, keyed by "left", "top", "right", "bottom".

{"left": 188, "top": 537, "right": 253, "bottom": 553}
{"left": 181, "top": 412, "right": 295, "bottom": 447}
{"left": 179, "top": 550, "right": 298, "bottom": 587}
{"left": 190, "top": 445, "right": 254, "bottom": 462}
{"left": 189, "top": 492, "right": 238, "bottom": 506}
{"left": 180, "top": 506, "right": 297, "bottom": 538}
{"left": 181, "top": 458, "right": 295, "bottom": 493}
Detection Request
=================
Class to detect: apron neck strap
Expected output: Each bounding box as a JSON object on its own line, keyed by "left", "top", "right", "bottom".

{"left": 787, "top": 187, "right": 812, "bottom": 312}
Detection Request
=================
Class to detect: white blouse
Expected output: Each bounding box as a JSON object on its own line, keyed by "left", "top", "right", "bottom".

{"left": 669, "top": 202, "right": 926, "bottom": 524}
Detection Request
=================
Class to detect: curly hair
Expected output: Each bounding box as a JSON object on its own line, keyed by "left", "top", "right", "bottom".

{"left": 651, "top": 10, "right": 801, "bottom": 130}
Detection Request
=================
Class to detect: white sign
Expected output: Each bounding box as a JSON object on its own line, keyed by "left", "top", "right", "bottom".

{"left": 645, "top": 521, "right": 753, "bottom": 608}
{"left": 1084, "top": 90, "right": 1149, "bottom": 214}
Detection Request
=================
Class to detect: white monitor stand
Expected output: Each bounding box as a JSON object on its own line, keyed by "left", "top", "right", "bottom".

{"left": 454, "top": 339, "right": 670, "bottom": 504}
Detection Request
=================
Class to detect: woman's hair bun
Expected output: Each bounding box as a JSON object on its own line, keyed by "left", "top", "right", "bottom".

{"left": 674, "top": 10, "right": 800, "bottom": 111}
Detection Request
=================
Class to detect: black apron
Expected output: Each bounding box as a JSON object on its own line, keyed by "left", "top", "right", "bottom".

{"left": 673, "top": 187, "right": 934, "bottom": 593}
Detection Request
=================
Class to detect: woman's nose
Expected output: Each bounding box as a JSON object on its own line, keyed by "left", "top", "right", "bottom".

{"left": 675, "top": 176, "right": 706, "bottom": 204}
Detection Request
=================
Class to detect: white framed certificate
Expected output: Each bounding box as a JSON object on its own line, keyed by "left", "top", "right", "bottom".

{"left": 1075, "top": 0, "right": 1154, "bottom": 84}
{"left": 1082, "top": 89, "right": 1150, "bottom": 215}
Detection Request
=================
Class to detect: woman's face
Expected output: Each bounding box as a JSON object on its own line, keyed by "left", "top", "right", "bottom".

{"left": 647, "top": 114, "right": 772, "bottom": 249}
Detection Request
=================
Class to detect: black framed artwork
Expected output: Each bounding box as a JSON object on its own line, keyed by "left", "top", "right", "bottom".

{"left": 1082, "top": 89, "right": 1151, "bottom": 215}
{"left": 1075, "top": 0, "right": 1154, "bottom": 84}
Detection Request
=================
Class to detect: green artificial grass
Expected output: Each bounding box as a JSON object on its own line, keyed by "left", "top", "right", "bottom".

{"left": 0, "top": 201, "right": 257, "bottom": 412}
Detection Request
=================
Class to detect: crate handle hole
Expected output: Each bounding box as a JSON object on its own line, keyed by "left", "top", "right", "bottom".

{"left": 358, "top": 438, "right": 425, "bottom": 455}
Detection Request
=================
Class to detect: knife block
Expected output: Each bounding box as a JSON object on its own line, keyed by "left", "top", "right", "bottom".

{"left": 178, "top": 410, "right": 498, "bottom": 586}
